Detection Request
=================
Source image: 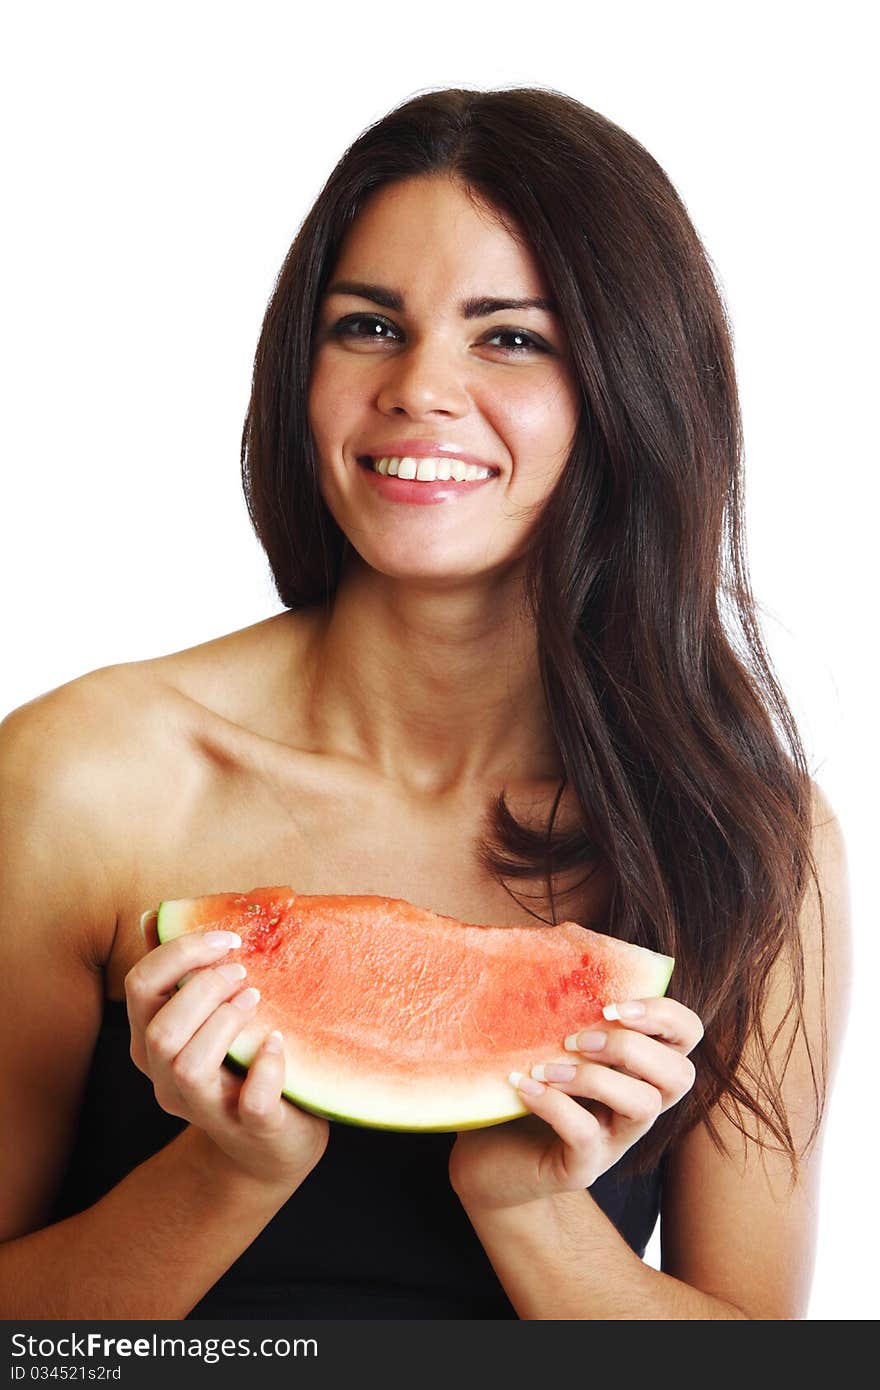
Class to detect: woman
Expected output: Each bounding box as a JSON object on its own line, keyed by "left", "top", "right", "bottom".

{"left": 0, "top": 86, "right": 850, "bottom": 1319}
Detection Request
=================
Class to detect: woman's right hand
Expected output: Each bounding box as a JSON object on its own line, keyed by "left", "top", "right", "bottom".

{"left": 124, "top": 920, "right": 329, "bottom": 1190}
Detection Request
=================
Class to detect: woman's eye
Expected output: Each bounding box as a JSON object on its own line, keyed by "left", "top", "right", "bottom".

{"left": 327, "top": 314, "right": 549, "bottom": 355}
{"left": 483, "top": 328, "right": 548, "bottom": 354}
{"left": 331, "top": 313, "right": 400, "bottom": 342}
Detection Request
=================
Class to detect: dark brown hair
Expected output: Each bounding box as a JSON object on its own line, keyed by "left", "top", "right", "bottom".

{"left": 241, "top": 86, "right": 826, "bottom": 1176}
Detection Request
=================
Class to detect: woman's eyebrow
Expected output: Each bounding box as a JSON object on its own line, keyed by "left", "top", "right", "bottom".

{"left": 324, "top": 279, "right": 558, "bottom": 317}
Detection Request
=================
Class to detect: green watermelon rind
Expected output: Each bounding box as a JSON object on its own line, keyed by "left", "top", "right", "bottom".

{"left": 155, "top": 895, "right": 675, "bottom": 1133}
{"left": 657, "top": 955, "right": 675, "bottom": 996}
{"left": 221, "top": 1047, "right": 527, "bottom": 1132}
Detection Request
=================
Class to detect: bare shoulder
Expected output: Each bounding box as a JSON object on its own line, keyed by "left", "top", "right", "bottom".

{"left": 1, "top": 673, "right": 122, "bottom": 945}
{"left": 802, "top": 778, "right": 851, "bottom": 1056}
{"left": 1, "top": 658, "right": 205, "bottom": 946}
{"left": 0, "top": 608, "right": 307, "bottom": 911}
{"left": 0, "top": 606, "right": 295, "bottom": 786}
{"left": 1, "top": 661, "right": 186, "bottom": 810}
{"left": 5, "top": 662, "right": 141, "bottom": 762}
{"left": 658, "top": 775, "right": 852, "bottom": 1318}
{"left": 808, "top": 778, "right": 848, "bottom": 889}
{"left": 2, "top": 667, "right": 129, "bottom": 839}
{"left": 0, "top": 667, "right": 183, "bottom": 1239}
{"left": 807, "top": 780, "right": 850, "bottom": 937}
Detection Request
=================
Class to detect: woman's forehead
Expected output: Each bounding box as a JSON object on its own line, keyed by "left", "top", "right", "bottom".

{"left": 327, "top": 176, "right": 553, "bottom": 308}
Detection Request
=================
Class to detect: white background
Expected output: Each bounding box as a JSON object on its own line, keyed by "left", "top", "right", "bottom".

{"left": 2, "top": 1, "right": 875, "bottom": 1319}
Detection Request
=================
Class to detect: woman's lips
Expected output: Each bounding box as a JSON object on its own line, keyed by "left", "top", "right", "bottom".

{"left": 356, "top": 456, "right": 497, "bottom": 506}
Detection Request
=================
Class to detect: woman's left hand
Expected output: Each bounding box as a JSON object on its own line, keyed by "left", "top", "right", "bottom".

{"left": 448, "top": 996, "right": 703, "bottom": 1213}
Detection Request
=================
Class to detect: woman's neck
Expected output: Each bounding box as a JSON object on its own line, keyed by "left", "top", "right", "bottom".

{"left": 293, "top": 557, "right": 562, "bottom": 800}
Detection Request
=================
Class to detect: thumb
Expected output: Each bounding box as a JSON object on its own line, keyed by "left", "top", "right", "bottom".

{"left": 139, "top": 907, "right": 159, "bottom": 950}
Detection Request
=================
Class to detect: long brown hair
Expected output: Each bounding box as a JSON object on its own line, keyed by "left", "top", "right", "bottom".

{"left": 241, "top": 86, "right": 826, "bottom": 1176}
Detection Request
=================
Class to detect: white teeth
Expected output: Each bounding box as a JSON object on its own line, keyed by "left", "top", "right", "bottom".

{"left": 371, "top": 456, "right": 492, "bottom": 482}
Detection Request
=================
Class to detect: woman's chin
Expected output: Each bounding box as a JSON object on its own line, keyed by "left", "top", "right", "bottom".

{"left": 345, "top": 548, "right": 511, "bottom": 592}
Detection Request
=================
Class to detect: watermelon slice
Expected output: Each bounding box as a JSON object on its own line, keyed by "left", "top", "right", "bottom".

{"left": 156, "top": 888, "right": 674, "bottom": 1132}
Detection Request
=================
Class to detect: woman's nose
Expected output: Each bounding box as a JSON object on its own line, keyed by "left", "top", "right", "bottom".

{"left": 375, "top": 337, "right": 470, "bottom": 417}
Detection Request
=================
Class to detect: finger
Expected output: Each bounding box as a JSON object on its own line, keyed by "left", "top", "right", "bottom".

{"left": 509, "top": 1074, "right": 603, "bottom": 1190}
{"left": 534, "top": 1031, "right": 696, "bottom": 1112}
{"left": 568, "top": 997, "right": 704, "bottom": 1055}
{"left": 125, "top": 929, "right": 243, "bottom": 1030}
{"left": 139, "top": 908, "right": 159, "bottom": 950}
{"left": 160, "top": 984, "right": 263, "bottom": 1097}
{"left": 237, "top": 1031, "right": 287, "bottom": 1134}
{"left": 140, "top": 959, "right": 250, "bottom": 1054}
{"left": 528, "top": 1057, "right": 663, "bottom": 1127}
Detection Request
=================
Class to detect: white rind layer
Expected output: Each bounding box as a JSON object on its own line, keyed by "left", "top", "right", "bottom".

{"left": 227, "top": 1021, "right": 531, "bottom": 1131}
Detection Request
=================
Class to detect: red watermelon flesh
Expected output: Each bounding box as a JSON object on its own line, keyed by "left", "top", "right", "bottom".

{"left": 156, "top": 887, "right": 674, "bottom": 1132}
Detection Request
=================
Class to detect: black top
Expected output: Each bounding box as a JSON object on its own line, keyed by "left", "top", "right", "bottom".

{"left": 48, "top": 999, "right": 663, "bottom": 1318}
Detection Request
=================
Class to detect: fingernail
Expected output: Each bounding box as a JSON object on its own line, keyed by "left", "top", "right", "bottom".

{"left": 232, "top": 986, "right": 261, "bottom": 1011}
{"left": 603, "top": 1001, "right": 645, "bottom": 1021}
{"left": 139, "top": 909, "right": 157, "bottom": 938}
{"left": 204, "top": 931, "right": 242, "bottom": 950}
{"left": 531, "top": 1063, "right": 577, "bottom": 1082}
{"left": 263, "top": 1030, "right": 283, "bottom": 1053}
{"left": 216, "top": 962, "right": 247, "bottom": 982}
{"left": 565, "top": 1031, "right": 606, "bottom": 1052}
{"left": 508, "top": 1071, "right": 545, "bottom": 1096}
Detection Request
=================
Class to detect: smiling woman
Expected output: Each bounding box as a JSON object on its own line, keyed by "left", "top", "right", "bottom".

{"left": 308, "top": 174, "right": 580, "bottom": 578}
{"left": 0, "top": 86, "right": 850, "bottom": 1322}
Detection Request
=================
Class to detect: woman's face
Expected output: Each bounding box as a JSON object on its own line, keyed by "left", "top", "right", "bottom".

{"left": 308, "top": 173, "right": 581, "bottom": 587}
